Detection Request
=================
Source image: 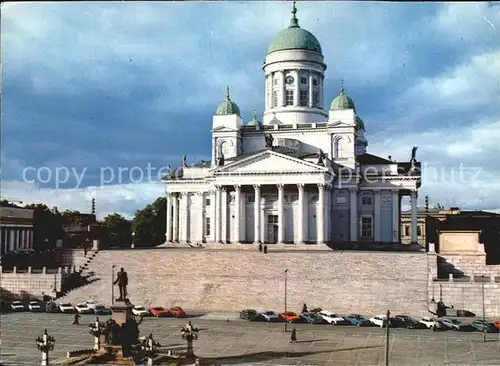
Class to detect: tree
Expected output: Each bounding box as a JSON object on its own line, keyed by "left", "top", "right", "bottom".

{"left": 102, "top": 213, "right": 132, "bottom": 248}
{"left": 132, "top": 197, "right": 167, "bottom": 247}
{"left": 24, "top": 203, "right": 64, "bottom": 250}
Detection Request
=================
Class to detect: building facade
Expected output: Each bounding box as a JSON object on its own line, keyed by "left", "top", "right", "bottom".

{"left": 0, "top": 206, "right": 34, "bottom": 253}
{"left": 163, "top": 3, "right": 422, "bottom": 247}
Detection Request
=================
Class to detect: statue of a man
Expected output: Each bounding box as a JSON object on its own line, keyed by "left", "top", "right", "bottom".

{"left": 217, "top": 152, "right": 225, "bottom": 166}
{"left": 113, "top": 267, "right": 128, "bottom": 301}
{"left": 411, "top": 146, "right": 418, "bottom": 161}
{"left": 317, "top": 149, "right": 326, "bottom": 166}
{"left": 182, "top": 154, "right": 188, "bottom": 167}
{"left": 265, "top": 133, "right": 274, "bottom": 148}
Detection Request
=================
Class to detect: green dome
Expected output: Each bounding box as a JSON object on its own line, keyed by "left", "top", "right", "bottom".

{"left": 248, "top": 108, "right": 261, "bottom": 126}
{"left": 215, "top": 87, "right": 240, "bottom": 116}
{"left": 356, "top": 116, "right": 365, "bottom": 131}
{"left": 267, "top": 3, "right": 322, "bottom": 55}
{"left": 330, "top": 86, "right": 356, "bottom": 112}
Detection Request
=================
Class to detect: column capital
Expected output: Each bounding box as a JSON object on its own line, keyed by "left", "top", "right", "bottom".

{"left": 317, "top": 183, "right": 326, "bottom": 191}
{"left": 195, "top": 192, "right": 204, "bottom": 196}
{"left": 234, "top": 184, "right": 241, "bottom": 189}
{"left": 297, "top": 183, "right": 304, "bottom": 190}
{"left": 410, "top": 190, "right": 418, "bottom": 198}
{"left": 253, "top": 184, "right": 261, "bottom": 191}
{"left": 277, "top": 183, "right": 284, "bottom": 191}
{"left": 215, "top": 184, "right": 222, "bottom": 190}
{"left": 373, "top": 189, "right": 381, "bottom": 196}
{"left": 348, "top": 187, "right": 358, "bottom": 194}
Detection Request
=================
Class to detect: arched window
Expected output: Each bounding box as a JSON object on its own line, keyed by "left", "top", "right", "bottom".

{"left": 334, "top": 137, "right": 344, "bottom": 158}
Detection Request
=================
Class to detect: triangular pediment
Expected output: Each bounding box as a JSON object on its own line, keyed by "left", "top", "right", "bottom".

{"left": 212, "top": 126, "right": 238, "bottom": 132}
{"left": 215, "top": 150, "right": 328, "bottom": 174}
{"left": 327, "top": 120, "right": 354, "bottom": 128}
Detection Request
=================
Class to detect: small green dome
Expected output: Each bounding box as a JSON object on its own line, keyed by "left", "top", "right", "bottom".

{"left": 330, "top": 84, "right": 356, "bottom": 112}
{"left": 215, "top": 87, "right": 240, "bottom": 116}
{"left": 267, "top": 3, "right": 322, "bottom": 55}
{"left": 248, "top": 108, "right": 261, "bottom": 126}
{"left": 356, "top": 116, "right": 365, "bottom": 131}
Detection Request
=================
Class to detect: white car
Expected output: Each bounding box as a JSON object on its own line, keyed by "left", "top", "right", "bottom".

{"left": 319, "top": 311, "right": 348, "bottom": 325}
{"left": 261, "top": 311, "right": 281, "bottom": 322}
{"left": 369, "top": 315, "right": 388, "bottom": 328}
{"left": 28, "top": 301, "right": 42, "bottom": 312}
{"left": 75, "top": 303, "right": 92, "bottom": 314}
{"left": 85, "top": 300, "right": 99, "bottom": 311}
{"left": 419, "top": 317, "right": 437, "bottom": 329}
{"left": 58, "top": 303, "right": 75, "bottom": 313}
{"left": 132, "top": 306, "right": 149, "bottom": 317}
{"left": 10, "top": 301, "right": 25, "bottom": 311}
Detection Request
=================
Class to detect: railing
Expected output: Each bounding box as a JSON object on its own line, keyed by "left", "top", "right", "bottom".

{"left": 326, "top": 241, "right": 424, "bottom": 252}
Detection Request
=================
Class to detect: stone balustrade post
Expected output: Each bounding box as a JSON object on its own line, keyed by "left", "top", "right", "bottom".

{"left": 13, "top": 266, "right": 17, "bottom": 274}
{"left": 43, "top": 267, "right": 47, "bottom": 274}
{"left": 428, "top": 242, "right": 435, "bottom": 253}
{"left": 0, "top": 265, "right": 3, "bottom": 273}
{"left": 57, "top": 267, "right": 61, "bottom": 274}
{"left": 448, "top": 273, "right": 453, "bottom": 282}
{"left": 64, "top": 266, "right": 68, "bottom": 273}
{"left": 28, "top": 266, "right": 32, "bottom": 274}
{"left": 491, "top": 274, "right": 496, "bottom": 283}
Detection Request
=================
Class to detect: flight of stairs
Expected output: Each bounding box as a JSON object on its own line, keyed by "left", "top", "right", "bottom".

{"left": 58, "top": 250, "right": 101, "bottom": 298}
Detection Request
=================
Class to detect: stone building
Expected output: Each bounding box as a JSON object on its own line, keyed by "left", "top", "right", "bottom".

{"left": 162, "top": 3, "right": 422, "bottom": 247}
{"left": 0, "top": 206, "right": 34, "bottom": 253}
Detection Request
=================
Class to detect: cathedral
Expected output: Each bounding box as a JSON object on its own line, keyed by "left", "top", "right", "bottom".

{"left": 163, "top": 3, "right": 421, "bottom": 247}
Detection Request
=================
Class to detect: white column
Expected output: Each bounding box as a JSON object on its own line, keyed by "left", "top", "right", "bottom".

{"left": 182, "top": 193, "right": 189, "bottom": 242}
{"left": 9, "top": 229, "right": 14, "bottom": 251}
{"left": 319, "top": 74, "right": 324, "bottom": 108}
{"left": 294, "top": 69, "right": 300, "bottom": 106}
{"left": 308, "top": 71, "right": 313, "bottom": 107}
{"left": 280, "top": 70, "right": 286, "bottom": 107}
{"left": 221, "top": 188, "right": 228, "bottom": 243}
{"left": 199, "top": 193, "right": 206, "bottom": 243}
{"left": 166, "top": 194, "right": 172, "bottom": 242}
{"left": 254, "top": 185, "right": 261, "bottom": 244}
{"left": 234, "top": 185, "right": 241, "bottom": 243}
{"left": 410, "top": 190, "right": 418, "bottom": 244}
{"left": 277, "top": 184, "right": 285, "bottom": 244}
{"left": 296, "top": 184, "right": 305, "bottom": 244}
{"left": 392, "top": 190, "right": 400, "bottom": 243}
{"left": 215, "top": 186, "right": 222, "bottom": 243}
{"left": 349, "top": 188, "right": 358, "bottom": 242}
{"left": 211, "top": 190, "right": 217, "bottom": 242}
{"left": 317, "top": 184, "right": 325, "bottom": 245}
{"left": 265, "top": 75, "right": 269, "bottom": 110}
{"left": 374, "top": 190, "right": 381, "bottom": 242}
{"left": 21, "top": 230, "right": 26, "bottom": 249}
{"left": 173, "top": 194, "right": 179, "bottom": 242}
{"left": 325, "top": 186, "right": 331, "bottom": 242}
{"left": 241, "top": 192, "right": 246, "bottom": 241}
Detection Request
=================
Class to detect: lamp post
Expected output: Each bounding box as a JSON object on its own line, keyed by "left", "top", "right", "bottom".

{"left": 284, "top": 269, "right": 288, "bottom": 332}
{"left": 181, "top": 325, "right": 199, "bottom": 358}
{"left": 140, "top": 333, "right": 161, "bottom": 366}
{"left": 36, "top": 329, "right": 55, "bottom": 366}
{"left": 384, "top": 309, "right": 390, "bottom": 366}
{"left": 131, "top": 231, "right": 135, "bottom": 249}
{"left": 482, "top": 275, "right": 486, "bottom": 343}
{"left": 89, "top": 317, "right": 104, "bottom": 351}
{"left": 111, "top": 265, "right": 116, "bottom": 304}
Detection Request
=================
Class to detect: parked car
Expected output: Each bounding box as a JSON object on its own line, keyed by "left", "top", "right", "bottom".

{"left": 10, "top": 301, "right": 25, "bottom": 311}
{"left": 261, "top": 311, "right": 282, "bottom": 322}
{"left": 369, "top": 315, "right": 388, "bottom": 328}
{"left": 390, "top": 315, "right": 427, "bottom": 329}
{"left": 300, "top": 312, "right": 326, "bottom": 324}
{"left": 419, "top": 317, "right": 437, "bottom": 329}
{"left": 93, "top": 305, "right": 112, "bottom": 315}
{"left": 319, "top": 311, "right": 349, "bottom": 325}
{"left": 45, "top": 301, "right": 59, "bottom": 313}
{"left": 150, "top": 306, "right": 170, "bottom": 317}
{"left": 471, "top": 320, "right": 496, "bottom": 333}
{"left": 85, "top": 300, "right": 99, "bottom": 311}
{"left": 58, "top": 303, "right": 75, "bottom": 313}
{"left": 240, "top": 309, "right": 260, "bottom": 321}
{"left": 494, "top": 320, "right": 500, "bottom": 330}
{"left": 279, "top": 311, "right": 301, "bottom": 322}
{"left": 169, "top": 306, "right": 186, "bottom": 318}
{"left": 75, "top": 303, "right": 92, "bottom": 314}
{"left": 432, "top": 319, "right": 449, "bottom": 331}
{"left": 345, "top": 314, "right": 372, "bottom": 326}
{"left": 28, "top": 301, "right": 43, "bottom": 312}
{"left": 132, "top": 306, "right": 150, "bottom": 317}
{"left": 441, "top": 318, "right": 476, "bottom": 331}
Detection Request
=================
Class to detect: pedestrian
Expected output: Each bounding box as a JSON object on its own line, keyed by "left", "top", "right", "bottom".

{"left": 186, "top": 321, "right": 193, "bottom": 332}
{"left": 263, "top": 245, "right": 268, "bottom": 254}
{"left": 302, "top": 303, "right": 308, "bottom": 313}
{"left": 258, "top": 243, "right": 263, "bottom": 252}
{"left": 290, "top": 328, "right": 297, "bottom": 343}
{"left": 84, "top": 247, "right": 88, "bottom": 257}
{"left": 73, "top": 313, "right": 81, "bottom": 325}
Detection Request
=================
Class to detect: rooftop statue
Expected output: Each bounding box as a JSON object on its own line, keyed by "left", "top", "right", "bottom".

{"left": 265, "top": 133, "right": 274, "bottom": 149}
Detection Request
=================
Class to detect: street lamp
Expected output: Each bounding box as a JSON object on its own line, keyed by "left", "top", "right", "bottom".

{"left": 140, "top": 333, "right": 161, "bottom": 366}
{"left": 284, "top": 269, "right": 288, "bottom": 332}
{"left": 181, "top": 325, "right": 199, "bottom": 358}
{"left": 88, "top": 317, "right": 104, "bottom": 351}
{"left": 111, "top": 265, "right": 116, "bottom": 304}
{"left": 36, "top": 329, "right": 55, "bottom": 366}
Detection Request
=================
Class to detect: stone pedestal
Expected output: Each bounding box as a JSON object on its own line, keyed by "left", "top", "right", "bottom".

{"left": 92, "top": 239, "right": 100, "bottom": 250}
{"left": 111, "top": 300, "right": 133, "bottom": 326}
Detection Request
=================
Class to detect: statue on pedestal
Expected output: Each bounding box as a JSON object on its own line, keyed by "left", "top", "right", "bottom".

{"left": 113, "top": 267, "right": 128, "bottom": 301}
{"left": 217, "top": 152, "right": 225, "bottom": 166}
{"left": 265, "top": 133, "right": 274, "bottom": 149}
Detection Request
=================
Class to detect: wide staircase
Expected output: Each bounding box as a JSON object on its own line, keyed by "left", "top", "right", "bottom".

{"left": 57, "top": 250, "right": 101, "bottom": 298}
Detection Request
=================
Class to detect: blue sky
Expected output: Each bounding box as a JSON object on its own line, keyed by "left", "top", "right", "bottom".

{"left": 2, "top": 1, "right": 499, "bottom": 218}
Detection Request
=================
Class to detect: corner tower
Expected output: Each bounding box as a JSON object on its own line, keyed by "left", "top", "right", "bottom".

{"left": 262, "top": 2, "right": 328, "bottom": 125}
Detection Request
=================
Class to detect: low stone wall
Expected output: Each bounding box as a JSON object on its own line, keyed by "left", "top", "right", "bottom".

{"left": 437, "top": 252, "right": 500, "bottom": 278}
{"left": 0, "top": 266, "right": 77, "bottom": 300}
{"left": 61, "top": 249, "right": 430, "bottom": 316}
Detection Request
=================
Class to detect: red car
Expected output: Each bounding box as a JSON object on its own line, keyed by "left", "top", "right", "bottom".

{"left": 169, "top": 306, "right": 186, "bottom": 318}
{"left": 494, "top": 320, "right": 500, "bottom": 330}
{"left": 279, "top": 311, "right": 301, "bottom": 322}
{"left": 149, "top": 306, "right": 170, "bottom": 317}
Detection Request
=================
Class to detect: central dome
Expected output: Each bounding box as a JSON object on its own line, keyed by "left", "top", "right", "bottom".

{"left": 267, "top": 3, "right": 322, "bottom": 55}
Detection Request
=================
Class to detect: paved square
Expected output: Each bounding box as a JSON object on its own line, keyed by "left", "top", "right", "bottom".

{"left": 1, "top": 313, "right": 500, "bottom": 365}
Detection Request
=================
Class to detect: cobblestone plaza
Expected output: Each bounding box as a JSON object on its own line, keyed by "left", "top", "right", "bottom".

{"left": 1, "top": 313, "right": 499, "bottom": 365}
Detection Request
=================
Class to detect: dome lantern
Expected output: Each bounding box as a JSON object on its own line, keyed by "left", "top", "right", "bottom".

{"left": 330, "top": 80, "right": 356, "bottom": 112}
